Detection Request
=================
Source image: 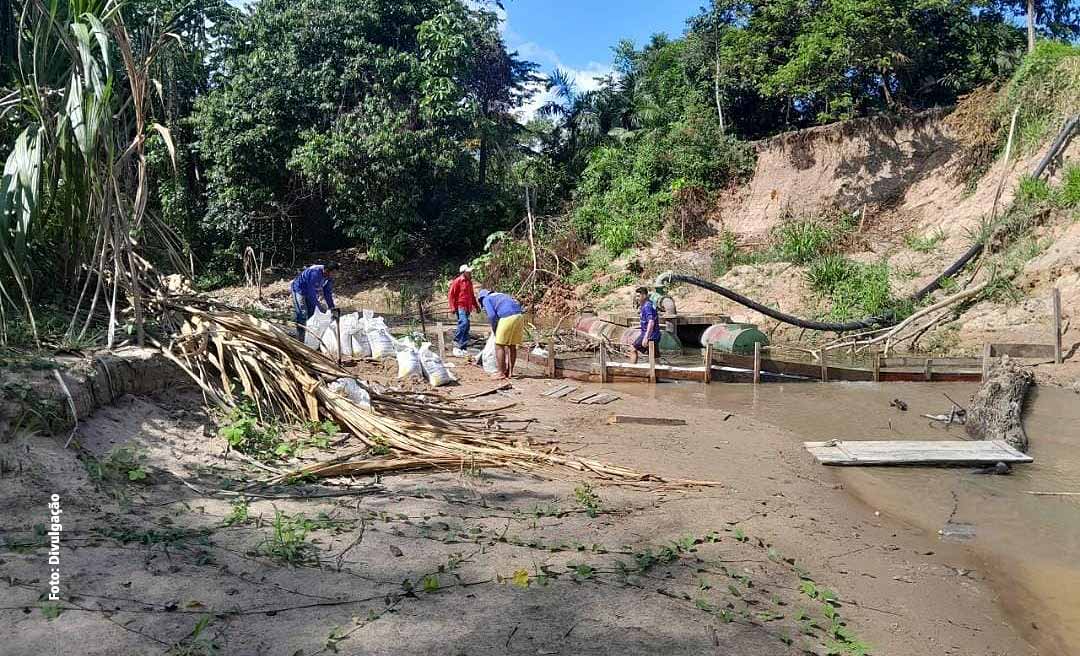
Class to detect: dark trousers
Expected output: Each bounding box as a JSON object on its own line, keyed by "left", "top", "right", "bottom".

{"left": 454, "top": 309, "right": 471, "bottom": 349}
{"left": 293, "top": 291, "right": 315, "bottom": 342}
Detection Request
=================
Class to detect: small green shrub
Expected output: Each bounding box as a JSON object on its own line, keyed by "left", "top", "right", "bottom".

{"left": 1055, "top": 163, "right": 1080, "bottom": 209}
{"left": 711, "top": 231, "right": 740, "bottom": 276}
{"left": 1015, "top": 175, "right": 1052, "bottom": 206}
{"left": 260, "top": 511, "right": 319, "bottom": 566}
{"left": 903, "top": 228, "right": 947, "bottom": 253}
{"left": 806, "top": 258, "right": 908, "bottom": 322}
{"left": 773, "top": 220, "right": 835, "bottom": 264}
{"left": 85, "top": 446, "right": 149, "bottom": 484}
{"left": 805, "top": 255, "right": 854, "bottom": 292}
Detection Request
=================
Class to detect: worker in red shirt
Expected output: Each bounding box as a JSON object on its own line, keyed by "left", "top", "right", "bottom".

{"left": 447, "top": 264, "right": 480, "bottom": 356}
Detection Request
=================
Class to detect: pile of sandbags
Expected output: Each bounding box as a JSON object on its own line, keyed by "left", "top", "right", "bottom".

{"left": 304, "top": 309, "right": 455, "bottom": 387}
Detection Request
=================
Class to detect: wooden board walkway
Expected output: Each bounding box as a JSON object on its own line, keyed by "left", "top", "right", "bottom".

{"left": 804, "top": 440, "right": 1033, "bottom": 466}
{"left": 542, "top": 384, "right": 619, "bottom": 405}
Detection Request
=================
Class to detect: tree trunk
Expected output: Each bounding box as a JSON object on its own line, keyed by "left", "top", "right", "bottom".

{"left": 714, "top": 54, "right": 725, "bottom": 134}
{"left": 966, "top": 356, "right": 1034, "bottom": 452}
{"left": 1027, "top": 0, "right": 1036, "bottom": 52}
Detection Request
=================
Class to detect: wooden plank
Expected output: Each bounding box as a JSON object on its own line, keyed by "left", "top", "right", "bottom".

{"left": 879, "top": 357, "right": 982, "bottom": 367}
{"left": 599, "top": 343, "right": 609, "bottom": 384}
{"left": 703, "top": 344, "right": 713, "bottom": 384}
{"left": 925, "top": 357, "right": 933, "bottom": 382}
{"left": 982, "top": 343, "right": 992, "bottom": 381}
{"left": 872, "top": 352, "right": 880, "bottom": 382}
{"left": 542, "top": 384, "right": 574, "bottom": 397}
{"left": 820, "top": 348, "right": 828, "bottom": 382}
{"left": 753, "top": 342, "right": 761, "bottom": 385}
{"left": 436, "top": 322, "right": 445, "bottom": 358}
{"left": 550, "top": 385, "right": 579, "bottom": 399}
{"left": 585, "top": 393, "right": 619, "bottom": 405}
{"left": 1053, "top": 287, "right": 1063, "bottom": 365}
{"left": 608, "top": 415, "right": 687, "bottom": 426}
{"left": 648, "top": 341, "right": 657, "bottom": 384}
{"left": 569, "top": 392, "right": 601, "bottom": 404}
{"left": 546, "top": 341, "right": 556, "bottom": 378}
{"left": 989, "top": 343, "right": 1056, "bottom": 359}
{"left": 804, "top": 440, "right": 1033, "bottom": 466}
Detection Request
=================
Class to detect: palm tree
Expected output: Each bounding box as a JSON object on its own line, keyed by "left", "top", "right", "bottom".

{"left": 1, "top": 0, "right": 186, "bottom": 347}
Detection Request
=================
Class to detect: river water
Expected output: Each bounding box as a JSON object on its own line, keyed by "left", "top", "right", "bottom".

{"left": 613, "top": 379, "right": 1080, "bottom": 653}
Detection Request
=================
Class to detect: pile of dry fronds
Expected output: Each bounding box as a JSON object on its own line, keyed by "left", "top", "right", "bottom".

{"left": 161, "top": 305, "right": 715, "bottom": 487}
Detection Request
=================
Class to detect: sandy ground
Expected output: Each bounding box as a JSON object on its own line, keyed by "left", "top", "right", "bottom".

{"left": 0, "top": 350, "right": 1038, "bottom": 656}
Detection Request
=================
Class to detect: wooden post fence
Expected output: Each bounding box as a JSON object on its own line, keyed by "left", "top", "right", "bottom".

{"left": 753, "top": 342, "right": 761, "bottom": 385}
{"left": 599, "top": 342, "right": 609, "bottom": 383}
{"left": 1053, "top": 287, "right": 1063, "bottom": 365}
{"left": 648, "top": 341, "right": 657, "bottom": 384}
{"left": 703, "top": 344, "right": 713, "bottom": 384}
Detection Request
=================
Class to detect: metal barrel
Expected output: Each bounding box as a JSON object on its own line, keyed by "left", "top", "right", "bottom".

{"left": 700, "top": 323, "right": 768, "bottom": 355}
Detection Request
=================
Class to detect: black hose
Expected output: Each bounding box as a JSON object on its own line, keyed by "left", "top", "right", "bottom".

{"left": 666, "top": 114, "right": 1079, "bottom": 333}
{"left": 665, "top": 274, "right": 893, "bottom": 332}
{"left": 912, "top": 113, "right": 1077, "bottom": 302}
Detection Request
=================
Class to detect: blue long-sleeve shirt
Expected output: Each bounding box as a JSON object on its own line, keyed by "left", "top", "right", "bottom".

{"left": 481, "top": 293, "right": 522, "bottom": 331}
{"left": 290, "top": 265, "right": 335, "bottom": 311}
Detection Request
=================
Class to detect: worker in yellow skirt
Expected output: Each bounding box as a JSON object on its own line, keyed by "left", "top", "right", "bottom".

{"left": 478, "top": 289, "right": 525, "bottom": 379}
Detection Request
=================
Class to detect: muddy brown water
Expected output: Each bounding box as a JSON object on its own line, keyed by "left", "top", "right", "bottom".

{"left": 609, "top": 380, "right": 1080, "bottom": 653}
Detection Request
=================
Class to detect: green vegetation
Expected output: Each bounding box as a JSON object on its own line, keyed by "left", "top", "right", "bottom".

{"left": 806, "top": 257, "right": 909, "bottom": 322}
{"left": 258, "top": 510, "right": 347, "bottom": 566}
{"left": 2, "top": 0, "right": 1077, "bottom": 338}
{"left": 904, "top": 228, "right": 947, "bottom": 253}
{"left": 573, "top": 483, "right": 603, "bottom": 518}
{"left": 217, "top": 402, "right": 335, "bottom": 461}
{"left": 84, "top": 447, "right": 150, "bottom": 485}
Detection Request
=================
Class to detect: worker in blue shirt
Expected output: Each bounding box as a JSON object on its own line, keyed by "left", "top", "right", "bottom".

{"left": 630, "top": 286, "right": 660, "bottom": 364}
{"left": 291, "top": 262, "right": 338, "bottom": 342}
{"left": 478, "top": 289, "right": 525, "bottom": 379}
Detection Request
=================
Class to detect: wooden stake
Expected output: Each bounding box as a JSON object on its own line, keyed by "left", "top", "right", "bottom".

{"left": 1053, "top": 287, "right": 1063, "bottom": 365}
{"left": 820, "top": 348, "right": 828, "bottom": 382}
{"left": 648, "top": 341, "right": 657, "bottom": 384}
{"left": 599, "top": 342, "right": 609, "bottom": 383}
{"left": 872, "top": 352, "right": 881, "bottom": 382}
{"left": 703, "top": 344, "right": 713, "bottom": 384}
{"left": 436, "top": 322, "right": 445, "bottom": 358}
{"left": 925, "top": 357, "right": 933, "bottom": 382}
{"left": 753, "top": 341, "right": 761, "bottom": 385}
{"left": 546, "top": 341, "right": 556, "bottom": 378}
{"left": 982, "top": 343, "right": 992, "bottom": 381}
{"left": 608, "top": 414, "right": 687, "bottom": 426}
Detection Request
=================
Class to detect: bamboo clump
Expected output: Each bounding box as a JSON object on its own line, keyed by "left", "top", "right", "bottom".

{"left": 161, "top": 305, "right": 715, "bottom": 487}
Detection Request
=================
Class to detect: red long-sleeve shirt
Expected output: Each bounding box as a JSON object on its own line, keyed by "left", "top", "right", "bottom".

{"left": 448, "top": 275, "right": 478, "bottom": 313}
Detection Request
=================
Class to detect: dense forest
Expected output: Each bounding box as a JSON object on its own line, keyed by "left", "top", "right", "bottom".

{"left": 0, "top": 0, "right": 1078, "bottom": 344}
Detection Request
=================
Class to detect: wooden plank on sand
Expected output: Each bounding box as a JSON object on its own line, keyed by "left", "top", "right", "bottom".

{"left": 550, "top": 385, "right": 579, "bottom": 399}
{"left": 804, "top": 440, "right": 1033, "bottom": 466}
{"left": 542, "top": 383, "right": 574, "bottom": 397}
{"left": 569, "top": 392, "right": 601, "bottom": 404}
{"left": 585, "top": 393, "right": 619, "bottom": 405}
{"left": 607, "top": 415, "right": 687, "bottom": 426}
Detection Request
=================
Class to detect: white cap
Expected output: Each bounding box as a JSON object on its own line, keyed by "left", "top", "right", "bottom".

{"left": 459, "top": 264, "right": 473, "bottom": 273}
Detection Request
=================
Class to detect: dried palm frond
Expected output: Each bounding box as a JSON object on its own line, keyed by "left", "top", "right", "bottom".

{"left": 160, "top": 304, "right": 717, "bottom": 487}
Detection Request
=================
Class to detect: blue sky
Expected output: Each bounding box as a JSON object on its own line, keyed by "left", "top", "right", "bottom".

{"left": 499, "top": 0, "right": 704, "bottom": 116}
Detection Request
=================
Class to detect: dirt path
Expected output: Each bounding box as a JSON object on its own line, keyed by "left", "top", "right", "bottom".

{"left": 0, "top": 355, "right": 1035, "bottom": 655}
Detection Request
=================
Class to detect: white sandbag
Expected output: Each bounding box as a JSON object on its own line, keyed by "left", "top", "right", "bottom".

{"left": 327, "top": 377, "right": 371, "bottom": 410}
{"left": 304, "top": 308, "right": 332, "bottom": 349}
{"left": 419, "top": 343, "right": 454, "bottom": 387}
{"left": 351, "top": 333, "right": 372, "bottom": 359}
{"left": 365, "top": 316, "right": 397, "bottom": 360}
{"left": 478, "top": 334, "right": 499, "bottom": 375}
{"left": 319, "top": 312, "right": 363, "bottom": 358}
{"left": 396, "top": 344, "right": 423, "bottom": 380}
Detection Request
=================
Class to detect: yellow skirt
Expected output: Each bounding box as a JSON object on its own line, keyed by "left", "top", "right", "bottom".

{"left": 494, "top": 313, "right": 525, "bottom": 346}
